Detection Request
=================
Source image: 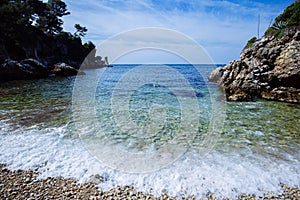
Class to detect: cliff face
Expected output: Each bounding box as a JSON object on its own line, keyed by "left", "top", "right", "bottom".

{"left": 209, "top": 30, "right": 300, "bottom": 103}
{"left": 209, "top": 1, "right": 300, "bottom": 103}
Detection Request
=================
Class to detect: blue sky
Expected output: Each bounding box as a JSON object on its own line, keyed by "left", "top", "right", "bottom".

{"left": 60, "top": 0, "right": 294, "bottom": 64}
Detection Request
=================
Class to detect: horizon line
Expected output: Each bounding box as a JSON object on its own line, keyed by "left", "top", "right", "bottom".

{"left": 109, "top": 63, "right": 227, "bottom": 65}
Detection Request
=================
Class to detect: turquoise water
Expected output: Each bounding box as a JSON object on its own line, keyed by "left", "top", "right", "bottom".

{"left": 1, "top": 65, "right": 299, "bottom": 150}
{"left": 0, "top": 64, "right": 299, "bottom": 197}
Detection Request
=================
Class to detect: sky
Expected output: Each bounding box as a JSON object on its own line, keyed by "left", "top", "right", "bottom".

{"left": 59, "top": 0, "right": 294, "bottom": 64}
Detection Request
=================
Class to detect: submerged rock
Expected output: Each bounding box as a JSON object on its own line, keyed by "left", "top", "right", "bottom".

{"left": 169, "top": 89, "right": 203, "bottom": 98}
{"left": 209, "top": 30, "right": 300, "bottom": 103}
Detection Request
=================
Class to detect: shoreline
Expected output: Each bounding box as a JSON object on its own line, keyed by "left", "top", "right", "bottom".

{"left": 0, "top": 164, "right": 299, "bottom": 200}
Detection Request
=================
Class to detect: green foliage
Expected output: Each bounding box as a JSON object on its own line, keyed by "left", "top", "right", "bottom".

{"left": 83, "top": 41, "right": 96, "bottom": 51}
{"left": 0, "top": 0, "right": 67, "bottom": 39}
{"left": 74, "top": 24, "right": 88, "bottom": 38}
{"left": 243, "top": 36, "right": 257, "bottom": 50}
{"left": 276, "top": 29, "right": 285, "bottom": 39}
{"left": 271, "top": 21, "right": 288, "bottom": 30}
{"left": 265, "top": 1, "right": 300, "bottom": 38}
{"left": 0, "top": 0, "right": 39, "bottom": 60}
{"left": 0, "top": 0, "right": 70, "bottom": 36}
{"left": 37, "top": 0, "right": 70, "bottom": 34}
{"left": 265, "top": 27, "right": 274, "bottom": 35}
{"left": 265, "top": 27, "right": 284, "bottom": 39}
{"left": 26, "top": 0, "right": 48, "bottom": 23}
{"left": 0, "top": 0, "right": 95, "bottom": 65}
{"left": 276, "top": 1, "right": 300, "bottom": 27}
{"left": 267, "top": 21, "right": 288, "bottom": 39}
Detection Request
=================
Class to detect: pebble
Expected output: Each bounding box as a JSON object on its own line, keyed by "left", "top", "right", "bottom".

{"left": 0, "top": 164, "right": 299, "bottom": 200}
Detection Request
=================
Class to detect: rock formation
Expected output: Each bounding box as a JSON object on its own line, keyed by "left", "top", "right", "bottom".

{"left": 0, "top": 59, "right": 85, "bottom": 82}
{"left": 0, "top": 59, "right": 49, "bottom": 81}
{"left": 209, "top": 30, "right": 300, "bottom": 103}
{"left": 51, "top": 63, "right": 85, "bottom": 77}
{"left": 209, "top": 1, "right": 300, "bottom": 103}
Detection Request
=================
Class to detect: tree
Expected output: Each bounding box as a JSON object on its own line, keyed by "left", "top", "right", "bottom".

{"left": 26, "top": 0, "right": 48, "bottom": 25}
{"left": 0, "top": 0, "right": 33, "bottom": 27}
{"left": 37, "top": 0, "right": 70, "bottom": 35}
{"left": 83, "top": 41, "right": 95, "bottom": 51}
{"left": 0, "top": 0, "right": 95, "bottom": 64}
{"left": 74, "top": 24, "right": 87, "bottom": 38}
{"left": 0, "top": 0, "right": 34, "bottom": 45}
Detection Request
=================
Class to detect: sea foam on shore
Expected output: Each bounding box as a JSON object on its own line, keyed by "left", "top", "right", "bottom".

{"left": 0, "top": 124, "right": 299, "bottom": 199}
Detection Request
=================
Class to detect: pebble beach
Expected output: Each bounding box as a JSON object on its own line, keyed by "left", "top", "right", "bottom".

{"left": 1, "top": 164, "right": 299, "bottom": 200}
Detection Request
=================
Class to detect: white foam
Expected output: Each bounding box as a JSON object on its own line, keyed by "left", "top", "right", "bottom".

{"left": 0, "top": 125, "right": 299, "bottom": 199}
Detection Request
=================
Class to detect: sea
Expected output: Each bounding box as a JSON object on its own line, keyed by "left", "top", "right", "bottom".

{"left": 0, "top": 64, "right": 299, "bottom": 199}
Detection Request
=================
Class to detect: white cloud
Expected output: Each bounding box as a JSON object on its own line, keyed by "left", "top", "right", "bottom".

{"left": 94, "top": 28, "right": 214, "bottom": 64}
{"left": 62, "top": 0, "right": 294, "bottom": 63}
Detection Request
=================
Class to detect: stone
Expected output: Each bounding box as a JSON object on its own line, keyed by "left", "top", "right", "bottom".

{"left": 1, "top": 164, "right": 299, "bottom": 199}
{"left": 88, "top": 174, "right": 105, "bottom": 184}
{"left": 293, "top": 30, "right": 300, "bottom": 41}
{"left": 261, "top": 87, "right": 300, "bottom": 103}
{"left": 209, "top": 30, "right": 300, "bottom": 103}
{"left": 51, "top": 62, "right": 85, "bottom": 77}
{"left": 208, "top": 67, "right": 223, "bottom": 82}
{"left": 0, "top": 59, "right": 49, "bottom": 81}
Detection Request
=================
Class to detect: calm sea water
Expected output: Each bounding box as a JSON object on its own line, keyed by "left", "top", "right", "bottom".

{"left": 0, "top": 64, "right": 299, "bottom": 198}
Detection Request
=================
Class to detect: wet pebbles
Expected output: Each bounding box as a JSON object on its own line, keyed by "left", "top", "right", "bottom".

{"left": 0, "top": 164, "right": 299, "bottom": 200}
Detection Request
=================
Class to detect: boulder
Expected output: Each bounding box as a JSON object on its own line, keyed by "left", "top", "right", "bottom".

{"left": 51, "top": 63, "right": 85, "bottom": 77}
{"left": 261, "top": 87, "right": 300, "bottom": 103}
{"left": 21, "top": 58, "right": 49, "bottom": 76}
{"left": 0, "top": 59, "right": 49, "bottom": 81}
{"left": 209, "top": 30, "right": 300, "bottom": 103}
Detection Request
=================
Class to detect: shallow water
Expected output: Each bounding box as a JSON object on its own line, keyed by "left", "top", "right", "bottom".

{"left": 0, "top": 64, "right": 299, "bottom": 198}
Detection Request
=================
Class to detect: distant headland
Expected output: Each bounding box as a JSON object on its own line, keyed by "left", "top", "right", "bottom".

{"left": 0, "top": 0, "right": 108, "bottom": 82}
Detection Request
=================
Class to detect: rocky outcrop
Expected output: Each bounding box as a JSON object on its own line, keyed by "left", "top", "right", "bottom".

{"left": 209, "top": 30, "right": 300, "bottom": 103}
{"left": 0, "top": 59, "right": 49, "bottom": 81}
{"left": 51, "top": 63, "right": 85, "bottom": 77}
{"left": 0, "top": 59, "right": 85, "bottom": 81}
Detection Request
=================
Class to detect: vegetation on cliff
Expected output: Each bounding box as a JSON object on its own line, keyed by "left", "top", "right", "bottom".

{"left": 0, "top": 0, "right": 95, "bottom": 68}
{"left": 210, "top": 1, "right": 300, "bottom": 103}
{"left": 242, "top": 1, "right": 300, "bottom": 50}
{"left": 243, "top": 36, "right": 257, "bottom": 50}
{"left": 265, "top": 1, "right": 300, "bottom": 39}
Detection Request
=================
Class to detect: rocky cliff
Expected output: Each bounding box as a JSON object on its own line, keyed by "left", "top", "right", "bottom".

{"left": 209, "top": 1, "right": 300, "bottom": 103}
{"left": 209, "top": 30, "right": 300, "bottom": 103}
